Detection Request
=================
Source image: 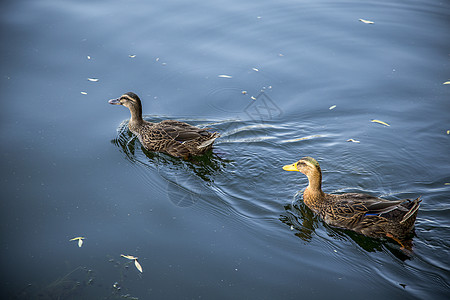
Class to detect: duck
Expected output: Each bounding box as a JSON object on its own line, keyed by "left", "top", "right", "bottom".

{"left": 283, "top": 156, "right": 421, "bottom": 245}
{"left": 109, "top": 92, "right": 220, "bottom": 159}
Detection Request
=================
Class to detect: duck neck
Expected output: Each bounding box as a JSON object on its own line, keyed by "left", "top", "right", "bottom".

{"left": 304, "top": 171, "right": 325, "bottom": 201}
{"left": 128, "top": 105, "right": 144, "bottom": 126}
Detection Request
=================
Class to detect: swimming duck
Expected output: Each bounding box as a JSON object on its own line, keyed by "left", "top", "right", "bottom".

{"left": 109, "top": 92, "right": 220, "bottom": 158}
{"left": 283, "top": 157, "right": 421, "bottom": 244}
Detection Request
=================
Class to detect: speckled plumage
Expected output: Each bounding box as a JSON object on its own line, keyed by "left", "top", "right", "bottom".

{"left": 284, "top": 157, "right": 421, "bottom": 240}
{"left": 109, "top": 92, "right": 219, "bottom": 158}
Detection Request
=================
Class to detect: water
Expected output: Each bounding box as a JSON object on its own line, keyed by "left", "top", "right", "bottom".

{"left": 1, "top": 0, "right": 449, "bottom": 299}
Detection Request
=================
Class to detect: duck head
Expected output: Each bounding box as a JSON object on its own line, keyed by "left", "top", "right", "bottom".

{"left": 283, "top": 157, "right": 321, "bottom": 176}
{"left": 109, "top": 92, "right": 143, "bottom": 121}
{"left": 283, "top": 156, "right": 323, "bottom": 191}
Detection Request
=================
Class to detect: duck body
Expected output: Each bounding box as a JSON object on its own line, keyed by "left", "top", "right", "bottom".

{"left": 109, "top": 92, "right": 219, "bottom": 158}
{"left": 284, "top": 157, "right": 421, "bottom": 240}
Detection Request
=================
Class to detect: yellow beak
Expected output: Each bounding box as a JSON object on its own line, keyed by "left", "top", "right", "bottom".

{"left": 283, "top": 163, "right": 298, "bottom": 171}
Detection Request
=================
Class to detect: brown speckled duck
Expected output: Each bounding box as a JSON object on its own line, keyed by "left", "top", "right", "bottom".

{"left": 109, "top": 92, "right": 220, "bottom": 159}
{"left": 283, "top": 157, "right": 421, "bottom": 245}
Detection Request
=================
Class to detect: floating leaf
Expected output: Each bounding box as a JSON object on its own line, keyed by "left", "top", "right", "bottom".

{"left": 447, "top": 130, "right": 450, "bottom": 135}
{"left": 121, "top": 254, "right": 138, "bottom": 260}
{"left": 218, "top": 75, "right": 232, "bottom": 78}
{"left": 250, "top": 96, "right": 256, "bottom": 100}
{"left": 347, "top": 139, "right": 360, "bottom": 143}
{"left": 87, "top": 78, "right": 99, "bottom": 82}
{"left": 87, "top": 55, "right": 91, "bottom": 60}
{"left": 241, "top": 90, "right": 247, "bottom": 95}
{"left": 155, "top": 57, "right": 160, "bottom": 61}
{"left": 69, "top": 237, "right": 85, "bottom": 247}
{"left": 443, "top": 81, "right": 450, "bottom": 84}
{"left": 80, "top": 91, "right": 87, "bottom": 95}
{"left": 329, "top": 105, "right": 336, "bottom": 110}
{"left": 252, "top": 68, "right": 259, "bottom": 72}
{"left": 371, "top": 119, "right": 390, "bottom": 127}
{"left": 134, "top": 259, "right": 143, "bottom": 272}
{"left": 359, "top": 19, "right": 374, "bottom": 24}
{"left": 129, "top": 55, "right": 136, "bottom": 58}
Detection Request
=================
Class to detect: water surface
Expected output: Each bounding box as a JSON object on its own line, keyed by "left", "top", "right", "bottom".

{"left": 1, "top": 0, "right": 449, "bottom": 299}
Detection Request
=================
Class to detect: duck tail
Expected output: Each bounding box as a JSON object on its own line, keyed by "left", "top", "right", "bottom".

{"left": 400, "top": 197, "right": 421, "bottom": 224}
{"left": 197, "top": 132, "right": 220, "bottom": 149}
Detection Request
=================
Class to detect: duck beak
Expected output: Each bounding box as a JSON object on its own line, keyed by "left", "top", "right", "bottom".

{"left": 108, "top": 98, "right": 121, "bottom": 105}
{"left": 283, "top": 163, "right": 299, "bottom": 172}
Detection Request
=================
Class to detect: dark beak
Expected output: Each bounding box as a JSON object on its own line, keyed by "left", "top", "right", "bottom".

{"left": 108, "top": 98, "right": 121, "bottom": 105}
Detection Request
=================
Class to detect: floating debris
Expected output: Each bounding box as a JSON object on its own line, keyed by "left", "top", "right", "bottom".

{"left": 443, "top": 81, "right": 450, "bottom": 84}
{"left": 371, "top": 119, "right": 390, "bottom": 127}
{"left": 290, "top": 225, "right": 294, "bottom": 231}
{"left": 156, "top": 57, "right": 160, "bottom": 61}
{"left": 241, "top": 91, "right": 247, "bottom": 95}
{"left": 134, "top": 260, "right": 143, "bottom": 273}
{"left": 80, "top": 91, "right": 87, "bottom": 95}
{"left": 87, "top": 78, "right": 99, "bottom": 82}
{"left": 250, "top": 96, "right": 256, "bottom": 100}
{"left": 69, "top": 237, "right": 85, "bottom": 248}
{"left": 121, "top": 254, "right": 143, "bottom": 272}
{"left": 257, "top": 16, "right": 262, "bottom": 19}
{"left": 447, "top": 130, "right": 450, "bottom": 134}
{"left": 359, "top": 19, "right": 374, "bottom": 24}
{"left": 129, "top": 55, "right": 136, "bottom": 58}
{"left": 87, "top": 55, "right": 91, "bottom": 60}
{"left": 444, "top": 183, "right": 450, "bottom": 186}
{"left": 252, "top": 68, "right": 259, "bottom": 72}
{"left": 121, "top": 254, "right": 137, "bottom": 260}
{"left": 347, "top": 139, "right": 360, "bottom": 143}
{"left": 278, "top": 53, "right": 284, "bottom": 57}
{"left": 218, "top": 74, "right": 232, "bottom": 78}
{"left": 329, "top": 105, "right": 336, "bottom": 110}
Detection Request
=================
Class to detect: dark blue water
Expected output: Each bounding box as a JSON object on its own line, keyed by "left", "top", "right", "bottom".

{"left": 1, "top": 0, "right": 449, "bottom": 299}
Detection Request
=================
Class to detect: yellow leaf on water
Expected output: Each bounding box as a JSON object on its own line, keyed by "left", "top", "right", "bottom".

{"left": 371, "top": 119, "right": 390, "bottom": 127}
{"left": 444, "top": 183, "right": 450, "bottom": 185}
{"left": 443, "top": 81, "right": 450, "bottom": 84}
{"left": 359, "top": 19, "right": 374, "bottom": 24}
{"left": 121, "top": 254, "right": 138, "bottom": 260}
{"left": 447, "top": 130, "right": 450, "bottom": 134}
{"left": 134, "top": 259, "right": 143, "bottom": 272}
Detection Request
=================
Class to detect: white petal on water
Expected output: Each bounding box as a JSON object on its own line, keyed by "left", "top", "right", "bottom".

{"left": 81, "top": 91, "right": 87, "bottom": 95}
{"left": 252, "top": 68, "right": 259, "bottom": 72}
{"left": 218, "top": 75, "right": 232, "bottom": 78}
{"left": 359, "top": 19, "right": 374, "bottom": 24}
{"left": 443, "top": 81, "right": 450, "bottom": 85}
{"left": 250, "top": 96, "right": 256, "bottom": 100}
{"left": 87, "top": 78, "right": 99, "bottom": 82}
{"left": 78, "top": 239, "right": 83, "bottom": 247}
{"left": 156, "top": 57, "right": 160, "bottom": 61}
{"left": 87, "top": 56, "right": 91, "bottom": 60}
{"left": 129, "top": 55, "right": 136, "bottom": 58}
{"left": 329, "top": 105, "right": 336, "bottom": 110}
{"left": 134, "top": 259, "right": 143, "bottom": 272}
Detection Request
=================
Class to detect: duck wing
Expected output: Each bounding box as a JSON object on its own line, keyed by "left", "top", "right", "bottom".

{"left": 330, "top": 193, "right": 407, "bottom": 215}
{"left": 158, "top": 120, "right": 212, "bottom": 142}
